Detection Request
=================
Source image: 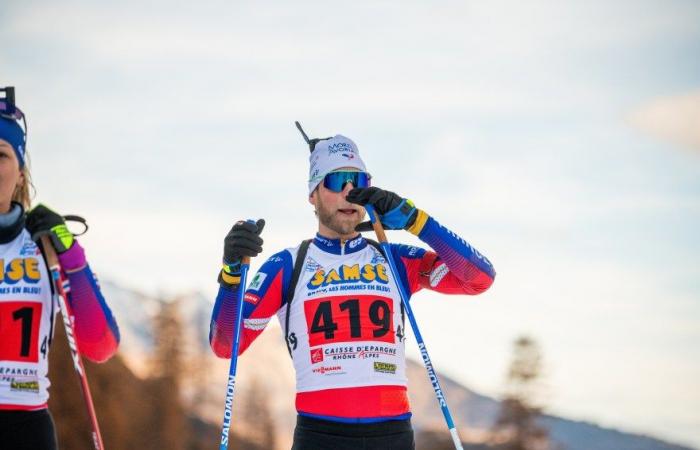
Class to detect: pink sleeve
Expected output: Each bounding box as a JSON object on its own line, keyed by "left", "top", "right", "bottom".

{"left": 59, "top": 241, "right": 120, "bottom": 363}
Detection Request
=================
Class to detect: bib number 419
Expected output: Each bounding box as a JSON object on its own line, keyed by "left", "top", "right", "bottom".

{"left": 304, "top": 295, "right": 394, "bottom": 346}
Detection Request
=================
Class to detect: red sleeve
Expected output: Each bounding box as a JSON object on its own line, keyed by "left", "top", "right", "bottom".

{"left": 408, "top": 250, "right": 493, "bottom": 295}
{"left": 399, "top": 213, "right": 495, "bottom": 296}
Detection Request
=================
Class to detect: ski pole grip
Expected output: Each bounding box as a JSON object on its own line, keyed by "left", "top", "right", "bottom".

{"left": 40, "top": 235, "right": 60, "bottom": 267}
{"left": 365, "top": 205, "right": 388, "bottom": 243}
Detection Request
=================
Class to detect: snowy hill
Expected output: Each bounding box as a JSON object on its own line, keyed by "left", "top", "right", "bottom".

{"left": 102, "top": 280, "right": 697, "bottom": 450}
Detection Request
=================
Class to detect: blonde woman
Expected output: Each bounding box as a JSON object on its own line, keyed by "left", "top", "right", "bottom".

{"left": 0, "top": 88, "right": 119, "bottom": 450}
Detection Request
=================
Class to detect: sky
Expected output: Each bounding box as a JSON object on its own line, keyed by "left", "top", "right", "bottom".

{"left": 2, "top": 0, "right": 700, "bottom": 447}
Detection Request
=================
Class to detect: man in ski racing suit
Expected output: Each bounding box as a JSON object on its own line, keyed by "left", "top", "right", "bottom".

{"left": 210, "top": 133, "right": 495, "bottom": 450}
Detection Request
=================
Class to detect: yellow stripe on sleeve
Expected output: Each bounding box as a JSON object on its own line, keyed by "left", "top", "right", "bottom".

{"left": 407, "top": 209, "right": 429, "bottom": 236}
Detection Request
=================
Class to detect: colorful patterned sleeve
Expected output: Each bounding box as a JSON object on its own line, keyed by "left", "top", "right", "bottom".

{"left": 391, "top": 210, "right": 496, "bottom": 296}
{"left": 58, "top": 241, "right": 120, "bottom": 363}
{"left": 209, "top": 250, "right": 292, "bottom": 359}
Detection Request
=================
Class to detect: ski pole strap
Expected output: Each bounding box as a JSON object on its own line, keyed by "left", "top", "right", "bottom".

{"left": 63, "top": 214, "right": 89, "bottom": 236}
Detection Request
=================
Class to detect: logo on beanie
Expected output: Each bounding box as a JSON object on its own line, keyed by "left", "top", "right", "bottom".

{"left": 308, "top": 134, "right": 366, "bottom": 194}
{"left": 327, "top": 142, "right": 353, "bottom": 155}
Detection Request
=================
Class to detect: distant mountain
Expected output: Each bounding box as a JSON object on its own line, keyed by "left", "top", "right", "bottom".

{"left": 407, "top": 361, "right": 696, "bottom": 450}
{"left": 102, "top": 280, "right": 697, "bottom": 450}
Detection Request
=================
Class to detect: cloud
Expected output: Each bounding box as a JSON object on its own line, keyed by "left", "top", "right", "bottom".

{"left": 629, "top": 90, "right": 700, "bottom": 152}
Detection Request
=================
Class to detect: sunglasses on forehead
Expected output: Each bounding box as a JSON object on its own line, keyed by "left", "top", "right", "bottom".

{"left": 0, "top": 87, "right": 28, "bottom": 148}
{"left": 0, "top": 87, "right": 24, "bottom": 121}
{"left": 323, "top": 171, "right": 371, "bottom": 192}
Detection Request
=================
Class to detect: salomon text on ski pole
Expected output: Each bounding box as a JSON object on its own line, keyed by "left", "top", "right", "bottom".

{"left": 364, "top": 205, "right": 465, "bottom": 450}
{"left": 218, "top": 218, "right": 264, "bottom": 450}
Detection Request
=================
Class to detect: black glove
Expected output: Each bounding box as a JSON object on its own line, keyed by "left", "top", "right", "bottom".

{"left": 346, "top": 187, "right": 418, "bottom": 232}
{"left": 223, "top": 219, "right": 265, "bottom": 267}
{"left": 25, "top": 204, "right": 74, "bottom": 253}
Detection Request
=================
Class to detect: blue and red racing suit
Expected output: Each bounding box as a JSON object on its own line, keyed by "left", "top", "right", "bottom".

{"left": 210, "top": 211, "right": 495, "bottom": 423}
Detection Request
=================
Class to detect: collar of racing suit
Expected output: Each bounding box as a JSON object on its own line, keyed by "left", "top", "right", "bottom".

{"left": 313, "top": 232, "right": 368, "bottom": 255}
{"left": 0, "top": 201, "right": 25, "bottom": 244}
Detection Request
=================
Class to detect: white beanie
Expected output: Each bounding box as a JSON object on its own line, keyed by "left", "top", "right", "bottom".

{"left": 308, "top": 135, "right": 368, "bottom": 194}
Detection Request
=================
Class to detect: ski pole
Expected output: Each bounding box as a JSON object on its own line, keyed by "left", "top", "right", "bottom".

{"left": 40, "top": 236, "right": 105, "bottom": 450}
{"left": 218, "top": 254, "right": 252, "bottom": 450}
{"left": 364, "top": 205, "right": 465, "bottom": 450}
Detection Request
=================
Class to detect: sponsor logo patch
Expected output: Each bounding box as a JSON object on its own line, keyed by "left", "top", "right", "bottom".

{"left": 429, "top": 263, "right": 449, "bottom": 287}
{"left": 312, "top": 365, "right": 343, "bottom": 375}
{"left": 304, "top": 257, "right": 321, "bottom": 273}
{"left": 244, "top": 293, "right": 260, "bottom": 305}
{"left": 10, "top": 380, "right": 39, "bottom": 393}
{"left": 348, "top": 236, "right": 362, "bottom": 249}
{"left": 306, "top": 263, "right": 389, "bottom": 290}
{"left": 248, "top": 272, "right": 267, "bottom": 291}
{"left": 243, "top": 317, "right": 270, "bottom": 331}
{"left": 310, "top": 348, "right": 324, "bottom": 364}
{"left": 20, "top": 241, "right": 39, "bottom": 257}
{"left": 370, "top": 250, "right": 386, "bottom": 264}
{"left": 316, "top": 236, "right": 333, "bottom": 247}
{"left": 0, "top": 258, "right": 42, "bottom": 284}
{"left": 327, "top": 142, "right": 353, "bottom": 155}
{"left": 321, "top": 343, "right": 398, "bottom": 361}
{"left": 373, "top": 362, "right": 397, "bottom": 374}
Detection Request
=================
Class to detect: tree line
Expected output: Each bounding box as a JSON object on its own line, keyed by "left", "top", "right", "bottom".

{"left": 49, "top": 299, "right": 275, "bottom": 450}
{"left": 50, "top": 299, "right": 553, "bottom": 449}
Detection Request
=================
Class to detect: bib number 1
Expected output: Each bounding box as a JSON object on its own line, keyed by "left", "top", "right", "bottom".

{"left": 0, "top": 302, "right": 43, "bottom": 362}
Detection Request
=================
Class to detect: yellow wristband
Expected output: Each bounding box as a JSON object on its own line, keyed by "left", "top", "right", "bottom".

{"left": 220, "top": 270, "right": 241, "bottom": 285}
{"left": 407, "top": 209, "right": 429, "bottom": 236}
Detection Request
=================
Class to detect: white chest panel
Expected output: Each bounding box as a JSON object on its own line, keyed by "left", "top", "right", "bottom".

{"left": 277, "top": 244, "right": 409, "bottom": 393}
{"left": 0, "top": 230, "right": 55, "bottom": 409}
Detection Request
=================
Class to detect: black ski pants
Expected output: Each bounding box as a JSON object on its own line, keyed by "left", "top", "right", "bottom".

{"left": 292, "top": 415, "right": 415, "bottom": 450}
{"left": 0, "top": 408, "right": 58, "bottom": 450}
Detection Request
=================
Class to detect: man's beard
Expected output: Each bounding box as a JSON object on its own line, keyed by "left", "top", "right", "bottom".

{"left": 316, "top": 195, "right": 360, "bottom": 236}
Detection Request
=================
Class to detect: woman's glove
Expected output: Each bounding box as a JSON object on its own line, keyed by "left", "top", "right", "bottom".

{"left": 25, "top": 204, "right": 74, "bottom": 253}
